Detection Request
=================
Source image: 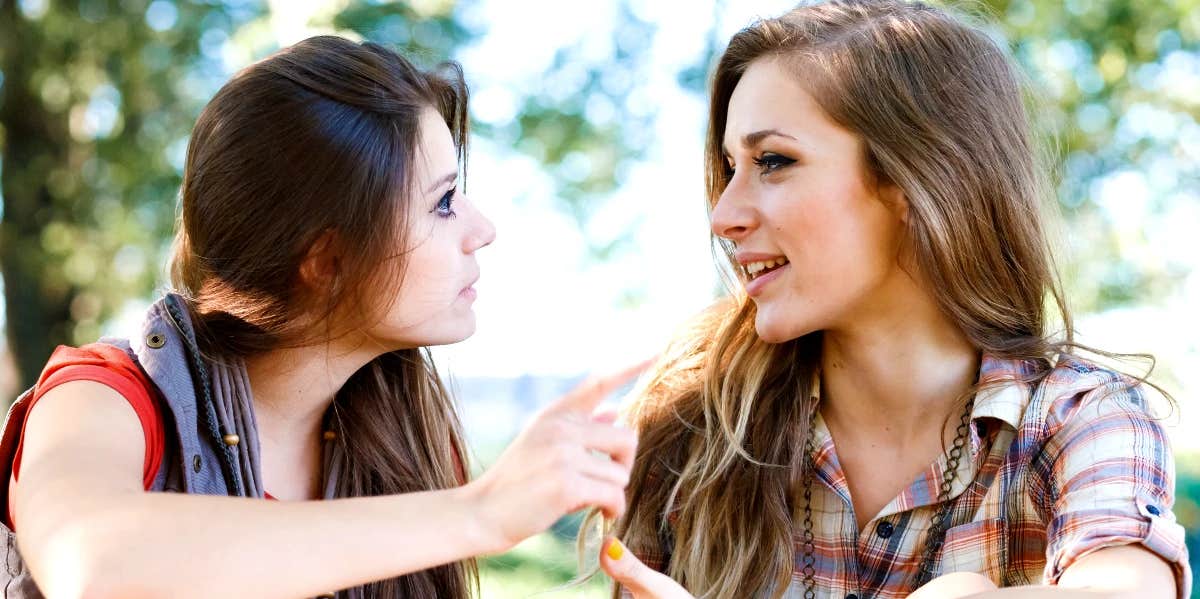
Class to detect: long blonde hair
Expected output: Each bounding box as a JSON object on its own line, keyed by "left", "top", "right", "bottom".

{"left": 614, "top": 1, "right": 1132, "bottom": 597}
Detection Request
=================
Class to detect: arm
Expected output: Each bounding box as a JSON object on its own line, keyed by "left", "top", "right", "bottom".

{"left": 17, "top": 372, "right": 640, "bottom": 599}
{"left": 914, "top": 379, "right": 1187, "bottom": 599}
{"left": 977, "top": 545, "right": 1175, "bottom": 598}
{"left": 1054, "top": 544, "right": 1176, "bottom": 597}
{"left": 600, "top": 525, "right": 1177, "bottom": 599}
{"left": 912, "top": 545, "right": 1175, "bottom": 599}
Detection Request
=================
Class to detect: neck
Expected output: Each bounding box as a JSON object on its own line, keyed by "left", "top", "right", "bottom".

{"left": 819, "top": 282, "right": 980, "bottom": 447}
{"left": 244, "top": 336, "right": 379, "bottom": 449}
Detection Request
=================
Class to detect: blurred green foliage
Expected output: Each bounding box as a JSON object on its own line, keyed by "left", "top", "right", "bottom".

{"left": 0, "top": 0, "right": 655, "bottom": 389}
{"left": 981, "top": 0, "right": 1199, "bottom": 313}
{"left": 0, "top": 0, "right": 265, "bottom": 387}
{"left": 5, "top": 0, "right": 1195, "bottom": 387}
{"left": 479, "top": 512, "right": 610, "bottom": 599}
{"left": 1179, "top": 467, "right": 1200, "bottom": 596}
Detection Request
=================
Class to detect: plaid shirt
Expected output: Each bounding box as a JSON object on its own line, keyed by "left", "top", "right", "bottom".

{"left": 627, "top": 355, "right": 1191, "bottom": 599}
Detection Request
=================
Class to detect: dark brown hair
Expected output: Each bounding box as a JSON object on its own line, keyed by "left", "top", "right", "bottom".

{"left": 170, "top": 35, "right": 475, "bottom": 597}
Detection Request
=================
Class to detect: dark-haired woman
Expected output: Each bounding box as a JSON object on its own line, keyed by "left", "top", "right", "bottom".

{"left": 2, "top": 36, "right": 639, "bottom": 598}
{"left": 599, "top": 2, "right": 1189, "bottom": 599}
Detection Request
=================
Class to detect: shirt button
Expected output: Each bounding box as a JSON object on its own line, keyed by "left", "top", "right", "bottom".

{"left": 1147, "top": 504, "right": 1161, "bottom": 516}
{"left": 876, "top": 521, "right": 895, "bottom": 539}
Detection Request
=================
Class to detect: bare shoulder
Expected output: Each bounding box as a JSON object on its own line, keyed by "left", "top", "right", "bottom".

{"left": 15, "top": 380, "right": 146, "bottom": 514}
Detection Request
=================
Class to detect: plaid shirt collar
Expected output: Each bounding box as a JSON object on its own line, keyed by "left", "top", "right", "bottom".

{"left": 808, "top": 353, "right": 1037, "bottom": 520}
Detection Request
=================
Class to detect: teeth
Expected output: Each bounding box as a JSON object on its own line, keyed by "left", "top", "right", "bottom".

{"left": 744, "top": 257, "right": 789, "bottom": 277}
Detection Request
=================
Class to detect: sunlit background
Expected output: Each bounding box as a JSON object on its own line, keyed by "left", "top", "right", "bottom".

{"left": 1, "top": 0, "right": 1197, "bottom": 596}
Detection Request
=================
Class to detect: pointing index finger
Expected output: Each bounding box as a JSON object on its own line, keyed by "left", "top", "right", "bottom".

{"left": 550, "top": 357, "right": 656, "bottom": 415}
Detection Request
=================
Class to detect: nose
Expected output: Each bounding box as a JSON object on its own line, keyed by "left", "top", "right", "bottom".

{"left": 710, "top": 176, "right": 757, "bottom": 242}
{"left": 463, "top": 194, "right": 496, "bottom": 253}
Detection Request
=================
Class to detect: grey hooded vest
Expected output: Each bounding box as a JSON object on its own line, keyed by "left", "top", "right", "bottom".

{"left": 0, "top": 294, "right": 257, "bottom": 597}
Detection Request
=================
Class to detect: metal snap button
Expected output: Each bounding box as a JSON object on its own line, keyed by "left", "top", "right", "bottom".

{"left": 146, "top": 332, "right": 166, "bottom": 348}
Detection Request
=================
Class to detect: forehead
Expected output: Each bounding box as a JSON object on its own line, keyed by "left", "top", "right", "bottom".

{"left": 722, "top": 58, "right": 846, "bottom": 152}
{"left": 414, "top": 108, "right": 457, "bottom": 180}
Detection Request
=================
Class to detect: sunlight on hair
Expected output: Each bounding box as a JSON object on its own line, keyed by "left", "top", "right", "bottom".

{"left": 553, "top": 508, "right": 610, "bottom": 594}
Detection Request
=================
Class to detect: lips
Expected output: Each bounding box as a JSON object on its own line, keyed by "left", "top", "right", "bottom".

{"left": 459, "top": 274, "right": 478, "bottom": 299}
{"left": 735, "top": 251, "right": 789, "bottom": 279}
{"left": 744, "top": 256, "right": 790, "bottom": 280}
{"left": 735, "top": 252, "right": 790, "bottom": 297}
{"left": 744, "top": 262, "right": 788, "bottom": 297}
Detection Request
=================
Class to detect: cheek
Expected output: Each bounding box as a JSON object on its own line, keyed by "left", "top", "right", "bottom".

{"left": 782, "top": 183, "right": 896, "bottom": 270}
{"left": 383, "top": 249, "right": 454, "bottom": 321}
{"left": 765, "top": 185, "right": 902, "bottom": 320}
{"left": 764, "top": 184, "right": 849, "bottom": 272}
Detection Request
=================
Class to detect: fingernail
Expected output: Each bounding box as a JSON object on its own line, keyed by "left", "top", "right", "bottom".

{"left": 606, "top": 537, "right": 625, "bottom": 561}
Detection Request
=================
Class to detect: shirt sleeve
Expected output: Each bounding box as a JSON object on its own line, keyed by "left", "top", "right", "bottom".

{"left": 1040, "top": 378, "right": 1190, "bottom": 598}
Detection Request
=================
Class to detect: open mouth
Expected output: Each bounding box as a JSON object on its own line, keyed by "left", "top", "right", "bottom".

{"left": 744, "top": 256, "right": 789, "bottom": 281}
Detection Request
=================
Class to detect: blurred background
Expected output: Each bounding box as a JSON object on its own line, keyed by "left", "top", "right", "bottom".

{"left": 0, "top": 0, "right": 1196, "bottom": 596}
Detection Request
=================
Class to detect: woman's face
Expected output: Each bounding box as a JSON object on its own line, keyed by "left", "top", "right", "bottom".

{"left": 368, "top": 108, "right": 496, "bottom": 348}
{"left": 713, "top": 58, "right": 908, "bottom": 343}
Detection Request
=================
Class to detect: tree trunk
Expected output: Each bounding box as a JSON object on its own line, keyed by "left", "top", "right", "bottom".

{"left": 0, "top": 0, "right": 77, "bottom": 393}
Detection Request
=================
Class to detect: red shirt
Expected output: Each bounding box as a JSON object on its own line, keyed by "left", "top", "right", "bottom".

{"left": 8, "top": 344, "right": 165, "bottom": 529}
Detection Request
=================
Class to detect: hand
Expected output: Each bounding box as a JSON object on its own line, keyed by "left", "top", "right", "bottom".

{"left": 464, "top": 360, "right": 651, "bottom": 553}
{"left": 908, "top": 572, "right": 998, "bottom": 599}
{"left": 601, "top": 537, "right": 694, "bottom": 598}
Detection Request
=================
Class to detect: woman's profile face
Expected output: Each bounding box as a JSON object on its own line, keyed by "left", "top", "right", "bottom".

{"left": 368, "top": 108, "right": 496, "bottom": 349}
{"left": 712, "top": 58, "right": 909, "bottom": 343}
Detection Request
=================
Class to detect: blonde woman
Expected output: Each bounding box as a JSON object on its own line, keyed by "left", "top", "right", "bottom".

{"left": 599, "top": 2, "right": 1189, "bottom": 598}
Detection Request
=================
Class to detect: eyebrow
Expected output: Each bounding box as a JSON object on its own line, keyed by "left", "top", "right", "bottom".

{"left": 424, "top": 171, "right": 458, "bottom": 195}
{"left": 722, "top": 129, "right": 799, "bottom": 156}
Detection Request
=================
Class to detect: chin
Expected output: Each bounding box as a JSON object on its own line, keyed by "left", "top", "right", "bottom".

{"left": 379, "top": 316, "right": 476, "bottom": 349}
{"left": 754, "top": 311, "right": 809, "bottom": 344}
{"left": 427, "top": 321, "right": 477, "bottom": 347}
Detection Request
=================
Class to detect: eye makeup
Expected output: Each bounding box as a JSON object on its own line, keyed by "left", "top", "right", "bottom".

{"left": 752, "top": 152, "right": 796, "bottom": 174}
{"left": 725, "top": 152, "right": 797, "bottom": 178}
{"left": 432, "top": 185, "right": 457, "bottom": 218}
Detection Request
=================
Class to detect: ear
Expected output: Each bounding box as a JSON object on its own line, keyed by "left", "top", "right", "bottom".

{"left": 298, "top": 229, "right": 340, "bottom": 290}
{"left": 879, "top": 180, "right": 910, "bottom": 225}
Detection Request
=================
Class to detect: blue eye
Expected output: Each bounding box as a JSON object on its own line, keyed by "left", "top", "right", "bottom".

{"left": 434, "top": 186, "right": 457, "bottom": 218}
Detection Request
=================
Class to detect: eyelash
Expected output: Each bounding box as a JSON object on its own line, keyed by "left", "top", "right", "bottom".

{"left": 433, "top": 186, "right": 457, "bottom": 218}
{"left": 727, "top": 153, "right": 796, "bottom": 177}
